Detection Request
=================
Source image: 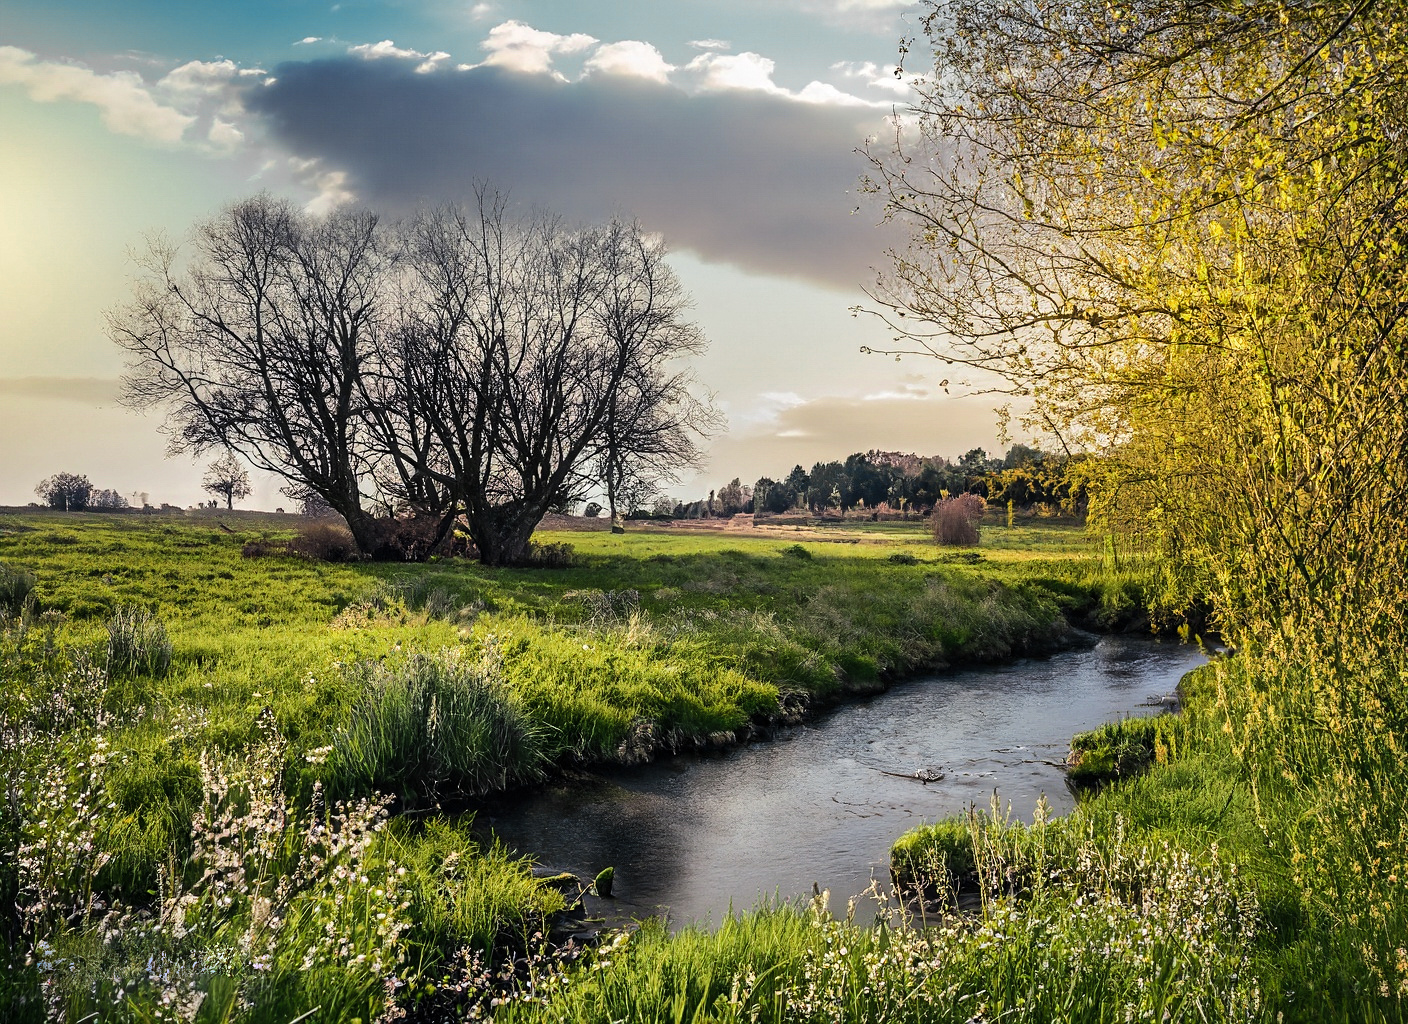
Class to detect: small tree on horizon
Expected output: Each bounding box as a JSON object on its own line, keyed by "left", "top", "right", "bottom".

{"left": 202, "top": 453, "right": 252, "bottom": 510}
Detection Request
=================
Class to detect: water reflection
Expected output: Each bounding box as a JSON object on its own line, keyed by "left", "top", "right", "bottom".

{"left": 480, "top": 635, "right": 1207, "bottom": 928}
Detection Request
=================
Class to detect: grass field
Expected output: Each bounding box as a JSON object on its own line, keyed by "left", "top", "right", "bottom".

{"left": 7, "top": 509, "right": 1395, "bottom": 1022}
{"left": 3, "top": 508, "right": 1165, "bottom": 1022}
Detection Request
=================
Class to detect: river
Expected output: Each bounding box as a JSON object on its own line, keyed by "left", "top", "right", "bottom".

{"left": 480, "top": 634, "right": 1207, "bottom": 928}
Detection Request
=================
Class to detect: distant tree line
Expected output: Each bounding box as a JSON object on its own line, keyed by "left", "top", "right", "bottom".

{"left": 644, "top": 445, "right": 1090, "bottom": 521}
{"left": 110, "top": 192, "right": 715, "bottom": 564}
{"left": 33, "top": 473, "right": 130, "bottom": 512}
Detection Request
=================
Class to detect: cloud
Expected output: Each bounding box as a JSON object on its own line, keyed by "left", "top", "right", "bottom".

{"left": 831, "top": 60, "right": 911, "bottom": 97}
{"left": 584, "top": 41, "right": 673, "bottom": 84}
{"left": 0, "top": 45, "right": 194, "bottom": 143}
{"left": 244, "top": 55, "right": 901, "bottom": 290}
{"left": 795, "top": 0, "right": 914, "bottom": 31}
{"left": 469, "top": 3, "right": 496, "bottom": 21}
{"left": 682, "top": 50, "right": 884, "bottom": 107}
{"left": 685, "top": 51, "right": 782, "bottom": 94}
{"left": 208, "top": 116, "right": 244, "bottom": 148}
{"left": 687, "top": 39, "right": 732, "bottom": 51}
{"left": 348, "top": 39, "right": 450, "bottom": 74}
{"left": 295, "top": 37, "right": 322, "bottom": 45}
{"left": 158, "top": 59, "right": 263, "bottom": 97}
{"left": 287, "top": 157, "right": 357, "bottom": 214}
{"left": 477, "top": 21, "right": 597, "bottom": 76}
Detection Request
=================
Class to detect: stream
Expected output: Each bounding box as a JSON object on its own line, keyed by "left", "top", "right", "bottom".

{"left": 480, "top": 635, "right": 1208, "bottom": 928}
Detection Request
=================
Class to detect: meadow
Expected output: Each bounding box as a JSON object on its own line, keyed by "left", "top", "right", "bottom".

{"left": 1, "top": 508, "right": 1148, "bottom": 1022}
{"left": 6, "top": 509, "right": 1395, "bottom": 1023}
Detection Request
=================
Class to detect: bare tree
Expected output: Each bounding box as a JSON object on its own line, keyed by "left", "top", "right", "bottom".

{"left": 387, "top": 194, "right": 719, "bottom": 564}
{"left": 113, "top": 191, "right": 718, "bottom": 565}
{"left": 201, "top": 452, "right": 252, "bottom": 510}
{"left": 110, "top": 195, "right": 393, "bottom": 553}
{"left": 591, "top": 219, "right": 720, "bottom": 533}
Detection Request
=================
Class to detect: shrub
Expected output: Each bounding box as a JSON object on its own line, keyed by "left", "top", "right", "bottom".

{"left": 890, "top": 817, "right": 977, "bottom": 893}
{"left": 330, "top": 650, "right": 546, "bottom": 799}
{"left": 287, "top": 522, "right": 360, "bottom": 562}
{"left": 931, "top": 493, "right": 986, "bottom": 546}
{"left": 780, "top": 543, "right": 813, "bottom": 560}
{"left": 104, "top": 605, "right": 173, "bottom": 678}
{"left": 886, "top": 551, "right": 919, "bottom": 565}
{"left": 520, "top": 541, "right": 575, "bottom": 568}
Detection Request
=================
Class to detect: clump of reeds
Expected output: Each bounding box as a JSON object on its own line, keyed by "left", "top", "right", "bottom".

{"left": 330, "top": 648, "right": 546, "bottom": 799}
{"left": 931, "top": 493, "right": 986, "bottom": 547}
{"left": 104, "top": 605, "right": 172, "bottom": 678}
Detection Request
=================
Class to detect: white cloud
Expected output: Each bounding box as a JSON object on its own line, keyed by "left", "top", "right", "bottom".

{"left": 795, "top": 80, "right": 888, "bottom": 108}
{"left": 584, "top": 40, "right": 674, "bottom": 84}
{"left": 294, "top": 36, "right": 322, "bottom": 45}
{"left": 0, "top": 45, "right": 194, "bottom": 144}
{"left": 478, "top": 20, "right": 597, "bottom": 76}
{"left": 289, "top": 158, "right": 357, "bottom": 215}
{"left": 796, "top": 0, "right": 913, "bottom": 30}
{"left": 469, "top": 3, "right": 495, "bottom": 20}
{"left": 831, "top": 59, "right": 910, "bottom": 97}
{"left": 686, "top": 51, "right": 785, "bottom": 94}
{"left": 687, "top": 38, "right": 732, "bottom": 51}
{"left": 348, "top": 39, "right": 451, "bottom": 73}
{"left": 160, "top": 59, "right": 241, "bottom": 95}
{"left": 685, "top": 51, "right": 884, "bottom": 107}
{"left": 208, "top": 117, "right": 244, "bottom": 149}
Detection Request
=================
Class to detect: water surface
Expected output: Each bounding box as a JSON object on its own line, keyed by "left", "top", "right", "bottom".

{"left": 482, "top": 635, "right": 1206, "bottom": 927}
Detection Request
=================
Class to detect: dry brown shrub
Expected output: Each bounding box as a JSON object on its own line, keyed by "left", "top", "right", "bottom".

{"left": 932, "top": 493, "right": 986, "bottom": 546}
{"left": 288, "top": 522, "right": 360, "bottom": 562}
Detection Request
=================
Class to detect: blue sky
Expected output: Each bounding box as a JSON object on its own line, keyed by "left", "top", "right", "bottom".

{"left": 0, "top": 0, "right": 1004, "bottom": 508}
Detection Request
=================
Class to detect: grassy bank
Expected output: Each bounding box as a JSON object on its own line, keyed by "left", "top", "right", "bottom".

{"left": 1, "top": 510, "right": 1145, "bottom": 1022}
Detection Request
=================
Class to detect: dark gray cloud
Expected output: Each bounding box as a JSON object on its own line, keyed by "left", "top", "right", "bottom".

{"left": 245, "top": 60, "right": 897, "bottom": 290}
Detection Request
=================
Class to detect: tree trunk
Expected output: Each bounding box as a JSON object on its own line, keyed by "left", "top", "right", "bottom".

{"left": 467, "top": 506, "right": 541, "bottom": 566}
{"left": 605, "top": 468, "right": 624, "bottom": 534}
{"left": 226, "top": 492, "right": 233, "bottom": 510}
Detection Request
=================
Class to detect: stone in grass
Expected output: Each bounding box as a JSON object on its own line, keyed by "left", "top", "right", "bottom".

{"left": 593, "top": 866, "right": 615, "bottom": 898}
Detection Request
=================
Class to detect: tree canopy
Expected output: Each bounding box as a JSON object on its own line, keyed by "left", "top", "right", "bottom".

{"left": 866, "top": 0, "right": 1408, "bottom": 652}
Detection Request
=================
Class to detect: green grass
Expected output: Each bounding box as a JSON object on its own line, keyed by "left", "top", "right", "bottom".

{"left": 3, "top": 509, "right": 1148, "bottom": 1022}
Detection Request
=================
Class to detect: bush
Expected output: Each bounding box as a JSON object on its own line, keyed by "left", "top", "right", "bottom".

{"left": 780, "top": 543, "right": 812, "bottom": 560}
{"left": 330, "top": 651, "right": 546, "bottom": 799}
{"left": 287, "top": 522, "right": 360, "bottom": 562}
{"left": 932, "top": 493, "right": 986, "bottom": 546}
{"left": 105, "top": 605, "right": 173, "bottom": 678}
{"left": 886, "top": 551, "right": 919, "bottom": 565}
{"left": 890, "top": 817, "right": 977, "bottom": 893}
{"left": 520, "top": 541, "right": 575, "bottom": 568}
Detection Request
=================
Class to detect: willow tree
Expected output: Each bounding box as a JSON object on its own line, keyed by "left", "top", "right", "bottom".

{"left": 866, "top": 0, "right": 1408, "bottom": 968}
{"left": 866, "top": 0, "right": 1408, "bottom": 648}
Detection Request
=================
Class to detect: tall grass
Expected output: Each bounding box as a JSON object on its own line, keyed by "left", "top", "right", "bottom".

{"left": 330, "top": 648, "right": 548, "bottom": 800}
{"left": 495, "top": 808, "right": 1261, "bottom": 1024}
{"left": 104, "top": 604, "right": 173, "bottom": 678}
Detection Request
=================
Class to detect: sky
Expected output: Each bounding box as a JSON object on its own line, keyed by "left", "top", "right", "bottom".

{"left": 0, "top": 0, "right": 1009, "bottom": 510}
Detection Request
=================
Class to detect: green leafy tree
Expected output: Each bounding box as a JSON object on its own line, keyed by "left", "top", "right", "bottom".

{"left": 35, "top": 473, "right": 92, "bottom": 511}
